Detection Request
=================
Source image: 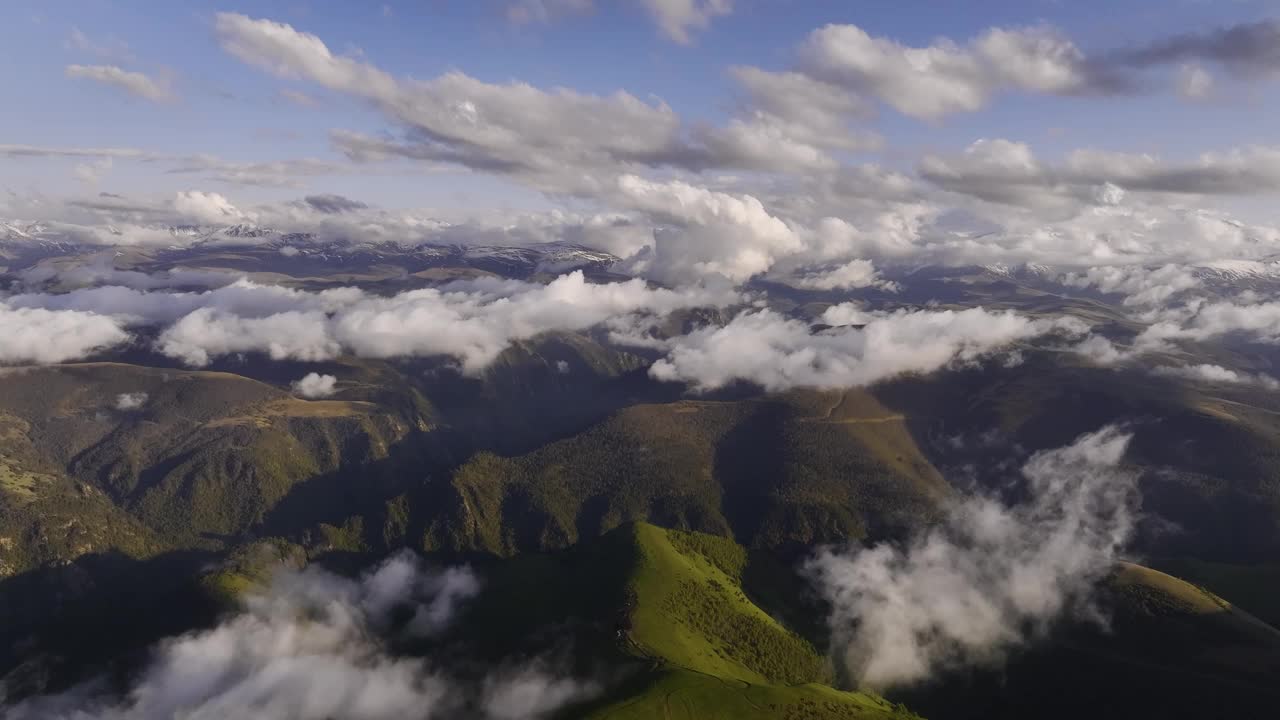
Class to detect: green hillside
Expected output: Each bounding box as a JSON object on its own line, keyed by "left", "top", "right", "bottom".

{"left": 428, "top": 391, "right": 947, "bottom": 555}
{"left": 578, "top": 523, "right": 920, "bottom": 719}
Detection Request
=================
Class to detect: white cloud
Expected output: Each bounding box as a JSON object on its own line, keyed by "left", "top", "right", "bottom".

{"left": 293, "top": 372, "right": 338, "bottom": 398}
{"left": 158, "top": 309, "right": 338, "bottom": 366}
{"left": 785, "top": 258, "right": 897, "bottom": 291}
{"left": 114, "top": 392, "right": 148, "bottom": 410}
{"left": 0, "top": 304, "right": 130, "bottom": 364}
{"left": 799, "top": 25, "right": 1091, "bottom": 119}
{"left": 329, "top": 271, "right": 740, "bottom": 372}
{"left": 1152, "top": 363, "right": 1279, "bottom": 389}
{"left": 1059, "top": 264, "right": 1201, "bottom": 306}
{"left": 5, "top": 550, "right": 595, "bottom": 720}
{"left": 172, "top": 191, "right": 248, "bottom": 224}
{"left": 10, "top": 273, "right": 738, "bottom": 372}
{"left": 216, "top": 13, "right": 689, "bottom": 187}
{"left": 639, "top": 0, "right": 733, "bottom": 44}
{"left": 614, "top": 175, "right": 803, "bottom": 283}
{"left": 923, "top": 139, "right": 1280, "bottom": 208}
{"left": 65, "top": 64, "right": 171, "bottom": 103}
{"left": 1137, "top": 299, "right": 1280, "bottom": 349}
{"left": 647, "top": 307, "right": 1087, "bottom": 391}
{"left": 73, "top": 157, "right": 113, "bottom": 185}
{"left": 807, "top": 426, "right": 1136, "bottom": 688}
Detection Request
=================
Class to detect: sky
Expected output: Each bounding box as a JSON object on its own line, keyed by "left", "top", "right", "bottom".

{"left": 5, "top": 0, "right": 1280, "bottom": 312}
{"left": 5, "top": 0, "right": 1280, "bottom": 217}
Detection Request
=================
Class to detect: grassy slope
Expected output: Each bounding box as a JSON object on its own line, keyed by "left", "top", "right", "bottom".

{"left": 0, "top": 363, "right": 413, "bottom": 550}
{"left": 1150, "top": 556, "right": 1280, "bottom": 628}
{"left": 581, "top": 523, "right": 920, "bottom": 720}
{"left": 433, "top": 390, "right": 946, "bottom": 555}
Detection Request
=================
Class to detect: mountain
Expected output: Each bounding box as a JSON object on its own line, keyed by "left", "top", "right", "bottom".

{"left": 0, "top": 218, "right": 622, "bottom": 282}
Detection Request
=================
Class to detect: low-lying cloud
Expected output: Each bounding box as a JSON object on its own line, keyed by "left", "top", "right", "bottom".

{"left": 4, "top": 551, "right": 596, "bottom": 720}
{"left": 292, "top": 372, "right": 338, "bottom": 398}
{"left": 806, "top": 426, "right": 1136, "bottom": 689}
{"left": 0, "top": 304, "right": 130, "bottom": 364}
{"left": 647, "top": 307, "right": 1086, "bottom": 391}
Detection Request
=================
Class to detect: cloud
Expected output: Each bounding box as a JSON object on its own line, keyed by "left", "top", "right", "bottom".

{"left": 301, "top": 193, "right": 369, "bottom": 214}
{"left": 505, "top": 0, "right": 593, "bottom": 25}
{"left": 1118, "top": 20, "right": 1280, "bottom": 76}
{"left": 797, "top": 24, "right": 1107, "bottom": 119}
{"left": 613, "top": 175, "right": 803, "bottom": 283}
{"left": 167, "top": 156, "right": 348, "bottom": 188}
{"left": 114, "top": 392, "right": 148, "bottom": 410}
{"left": 7, "top": 280, "right": 362, "bottom": 326}
{"left": 5, "top": 550, "right": 596, "bottom": 720}
{"left": 0, "top": 304, "right": 130, "bottom": 364}
{"left": 65, "top": 64, "right": 172, "bottom": 103}
{"left": 806, "top": 426, "right": 1136, "bottom": 689}
{"left": 1059, "top": 264, "right": 1201, "bottom": 306}
{"left": 327, "top": 271, "right": 740, "bottom": 373}
{"left": 920, "top": 139, "right": 1280, "bottom": 211}
{"left": 784, "top": 258, "right": 898, "bottom": 291}
{"left": 172, "top": 191, "right": 247, "bottom": 224}
{"left": 215, "top": 13, "right": 693, "bottom": 187}
{"left": 1136, "top": 299, "right": 1280, "bottom": 349}
{"left": 697, "top": 67, "right": 879, "bottom": 172}
{"left": 9, "top": 273, "right": 738, "bottom": 372}
{"left": 481, "top": 667, "right": 599, "bottom": 719}
{"left": 639, "top": 0, "right": 733, "bottom": 45}
{"left": 292, "top": 372, "right": 338, "bottom": 398}
{"left": 73, "top": 157, "right": 113, "bottom": 185}
{"left": 1151, "top": 363, "right": 1280, "bottom": 389}
{"left": 159, "top": 309, "right": 338, "bottom": 366}
{"left": 647, "top": 307, "right": 1087, "bottom": 391}
{"left": 19, "top": 254, "right": 239, "bottom": 292}
{"left": 216, "top": 13, "right": 868, "bottom": 184}
{"left": 0, "top": 144, "right": 151, "bottom": 160}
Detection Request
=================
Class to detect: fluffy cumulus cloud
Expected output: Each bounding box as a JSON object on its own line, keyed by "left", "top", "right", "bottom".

{"left": 0, "top": 304, "right": 130, "bottom": 364}
{"left": 647, "top": 307, "right": 1086, "bottom": 391}
{"left": 1059, "top": 264, "right": 1201, "bottom": 306}
{"left": 613, "top": 175, "right": 803, "bottom": 283}
{"left": 64, "top": 64, "right": 172, "bottom": 102}
{"left": 807, "top": 426, "right": 1136, "bottom": 688}
{"left": 159, "top": 309, "right": 338, "bottom": 366}
{"left": 173, "top": 191, "right": 249, "bottom": 224}
{"left": 5, "top": 551, "right": 597, "bottom": 720}
{"left": 1136, "top": 299, "right": 1280, "bottom": 349}
{"left": 784, "top": 258, "right": 897, "bottom": 291}
{"left": 293, "top": 372, "right": 338, "bottom": 398}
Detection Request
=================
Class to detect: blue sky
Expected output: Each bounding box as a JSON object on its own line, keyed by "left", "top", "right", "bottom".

{"left": 3, "top": 0, "right": 1280, "bottom": 215}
